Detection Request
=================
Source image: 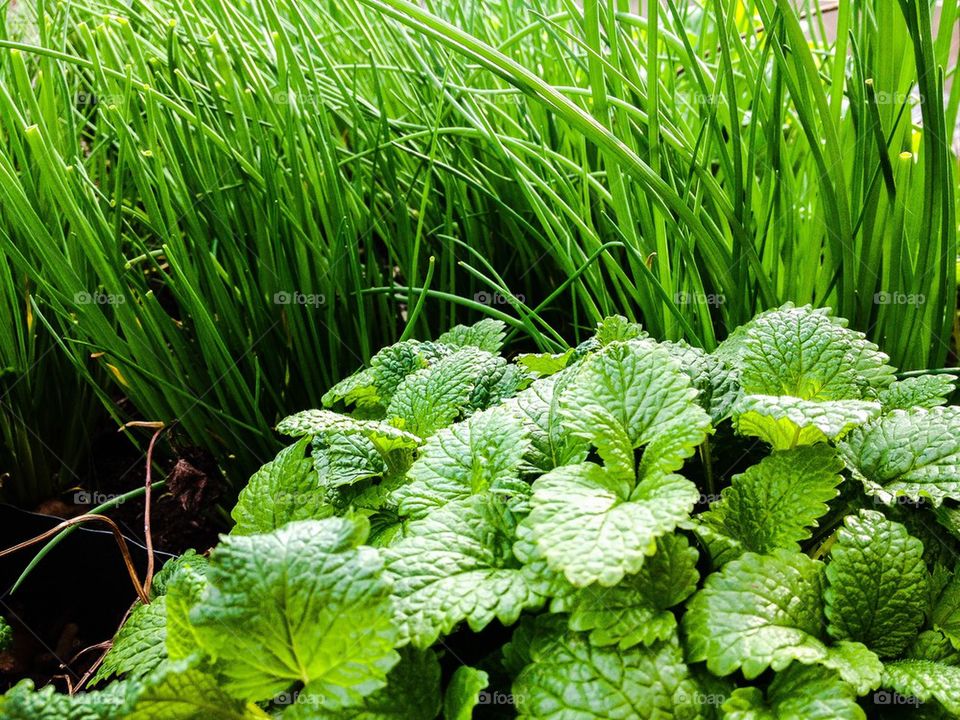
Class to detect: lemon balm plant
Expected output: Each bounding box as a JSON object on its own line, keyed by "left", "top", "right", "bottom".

{"left": 0, "top": 0, "right": 956, "bottom": 497}
{"left": 6, "top": 307, "right": 960, "bottom": 718}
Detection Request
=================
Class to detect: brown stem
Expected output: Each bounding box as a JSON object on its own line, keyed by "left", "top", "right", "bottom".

{"left": 0, "top": 515, "right": 149, "bottom": 605}
{"left": 142, "top": 426, "right": 165, "bottom": 598}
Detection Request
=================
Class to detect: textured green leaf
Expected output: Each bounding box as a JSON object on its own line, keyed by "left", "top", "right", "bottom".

{"left": 437, "top": 319, "right": 507, "bottom": 353}
{"left": 733, "top": 394, "right": 880, "bottom": 448}
{"left": 505, "top": 373, "right": 588, "bottom": 474}
{"left": 879, "top": 375, "right": 957, "bottom": 411}
{"left": 594, "top": 314, "right": 647, "bottom": 345}
{"left": 560, "top": 340, "right": 710, "bottom": 480}
{"left": 735, "top": 304, "right": 893, "bottom": 400}
{"left": 821, "top": 641, "right": 884, "bottom": 695}
{"left": 443, "top": 666, "right": 489, "bottom": 720}
{"left": 385, "top": 496, "right": 547, "bottom": 647}
{"left": 662, "top": 341, "right": 739, "bottom": 422}
{"left": 838, "top": 407, "right": 960, "bottom": 506}
{"left": 164, "top": 554, "right": 210, "bottom": 662}
{"left": 322, "top": 367, "right": 381, "bottom": 412}
{"left": 189, "top": 518, "right": 399, "bottom": 704}
{"left": 369, "top": 342, "right": 431, "bottom": 406}
{"left": 312, "top": 431, "right": 388, "bottom": 489}
{"left": 93, "top": 598, "right": 168, "bottom": 683}
{"left": 932, "top": 571, "right": 960, "bottom": 650}
{"left": 722, "top": 664, "right": 865, "bottom": 720}
{"left": 126, "top": 659, "right": 269, "bottom": 720}
{"left": 231, "top": 438, "right": 331, "bottom": 535}
{"left": 279, "top": 647, "right": 441, "bottom": 720}
{"left": 0, "top": 616, "right": 11, "bottom": 651}
{"left": 515, "top": 350, "right": 574, "bottom": 378}
{"left": 881, "top": 660, "right": 960, "bottom": 715}
{"left": 684, "top": 549, "right": 828, "bottom": 678}
{"left": 567, "top": 534, "right": 699, "bottom": 649}
{"left": 525, "top": 462, "right": 699, "bottom": 587}
{"left": 698, "top": 446, "right": 843, "bottom": 563}
{"left": 385, "top": 347, "right": 505, "bottom": 436}
{"left": 392, "top": 406, "right": 529, "bottom": 519}
{"left": 824, "top": 510, "right": 927, "bottom": 657}
{"left": 277, "top": 410, "right": 421, "bottom": 453}
{"left": 908, "top": 630, "right": 960, "bottom": 664}
{"left": 0, "top": 680, "right": 131, "bottom": 720}
{"left": 513, "top": 629, "right": 701, "bottom": 719}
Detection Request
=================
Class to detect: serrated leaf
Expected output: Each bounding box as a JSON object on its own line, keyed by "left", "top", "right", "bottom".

{"left": 443, "top": 666, "right": 489, "bottom": 720}
{"left": 879, "top": 375, "right": 957, "bottom": 411}
{"left": 722, "top": 664, "right": 865, "bottom": 720}
{"left": 662, "top": 341, "right": 739, "bottom": 422}
{"left": 932, "top": 571, "right": 960, "bottom": 650}
{"left": 504, "top": 373, "right": 589, "bottom": 474}
{"left": 594, "top": 315, "right": 647, "bottom": 345}
{"left": 277, "top": 410, "right": 421, "bottom": 454}
{"left": 0, "top": 680, "right": 131, "bottom": 720}
{"left": 126, "top": 659, "right": 269, "bottom": 720}
{"left": 93, "top": 598, "right": 168, "bottom": 683}
{"left": 698, "top": 446, "right": 843, "bottom": 563}
{"left": 322, "top": 367, "right": 380, "bottom": 412}
{"left": 684, "top": 549, "right": 828, "bottom": 678}
{"left": 437, "top": 319, "right": 507, "bottom": 353}
{"left": 189, "top": 518, "right": 399, "bottom": 704}
{"left": 279, "top": 647, "right": 441, "bottom": 720}
{"left": 385, "top": 496, "right": 547, "bottom": 647}
{"left": 736, "top": 304, "right": 892, "bottom": 400}
{"left": 838, "top": 407, "right": 960, "bottom": 506}
{"left": 881, "top": 660, "right": 960, "bottom": 715}
{"left": 515, "top": 350, "right": 574, "bottom": 378}
{"left": 525, "top": 462, "right": 699, "bottom": 587}
{"left": 231, "top": 438, "right": 331, "bottom": 535}
{"left": 733, "top": 394, "right": 880, "bottom": 449}
{"left": 824, "top": 510, "right": 927, "bottom": 657}
{"left": 821, "top": 641, "right": 884, "bottom": 695}
{"left": 560, "top": 341, "right": 710, "bottom": 480}
{"left": 385, "top": 347, "right": 504, "bottom": 436}
{"left": 312, "top": 432, "right": 387, "bottom": 488}
{"left": 164, "top": 555, "right": 210, "bottom": 662}
{"left": 567, "top": 533, "right": 699, "bottom": 649}
{"left": 513, "top": 629, "right": 701, "bottom": 719}
{"left": 392, "top": 406, "right": 529, "bottom": 519}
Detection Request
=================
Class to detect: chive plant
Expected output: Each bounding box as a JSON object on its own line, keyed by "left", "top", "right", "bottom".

{"left": 0, "top": 0, "right": 954, "bottom": 494}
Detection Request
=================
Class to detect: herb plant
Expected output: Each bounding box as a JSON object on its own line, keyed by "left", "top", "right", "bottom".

{"left": 5, "top": 305, "right": 960, "bottom": 718}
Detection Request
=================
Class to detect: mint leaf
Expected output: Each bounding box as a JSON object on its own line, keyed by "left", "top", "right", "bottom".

{"left": 560, "top": 340, "right": 710, "bottom": 479}
{"left": 189, "top": 518, "right": 399, "bottom": 704}
{"left": 231, "top": 438, "right": 330, "bottom": 535}
{"left": 838, "top": 407, "right": 960, "bottom": 506}
{"left": 722, "top": 665, "right": 865, "bottom": 720}
{"left": 515, "top": 350, "right": 574, "bottom": 378}
{"left": 385, "top": 347, "right": 505, "bottom": 436}
{"left": 513, "top": 629, "right": 701, "bottom": 719}
{"left": 164, "top": 554, "right": 210, "bottom": 662}
{"left": 733, "top": 394, "right": 880, "bottom": 448}
{"left": 505, "top": 373, "right": 588, "bottom": 474}
{"left": 662, "top": 341, "right": 739, "bottom": 422}
{"left": 567, "top": 533, "right": 699, "bottom": 649}
{"left": 443, "top": 666, "right": 489, "bottom": 720}
{"left": 322, "top": 367, "right": 381, "bottom": 412}
{"left": 392, "top": 406, "right": 529, "bottom": 519}
{"left": 880, "top": 375, "right": 957, "bottom": 411}
{"left": 699, "top": 445, "right": 843, "bottom": 563}
{"left": 385, "top": 496, "right": 547, "bottom": 647}
{"left": 279, "top": 647, "right": 441, "bottom": 720}
{"left": 881, "top": 660, "right": 960, "bottom": 715}
{"left": 437, "top": 319, "right": 507, "bottom": 353}
{"left": 525, "top": 462, "right": 699, "bottom": 587}
{"left": 126, "top": 659, "right": 270, "bottom": 720}
{"left": 0, "top": 681, "right": 131, "bottom": 720}
{"left": 277, "top": 409, "right": 421, "bottom": 454}
{"left": 932, "top": 571, "right": 960, "bottom": 650}
{"left": 312, "top": 432, "right": 388, "bottom": 489}
{"left": 93, "top": 598, "right": 168, "bottom": 683}
{"left": 824, "top": 510, "right": 927, "bottom": 657}
{"left": 684, "top": 549, "right": 828, "bottom": 678}
{"left": 821, "top": 641, "right": 884, "bottom": 695}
